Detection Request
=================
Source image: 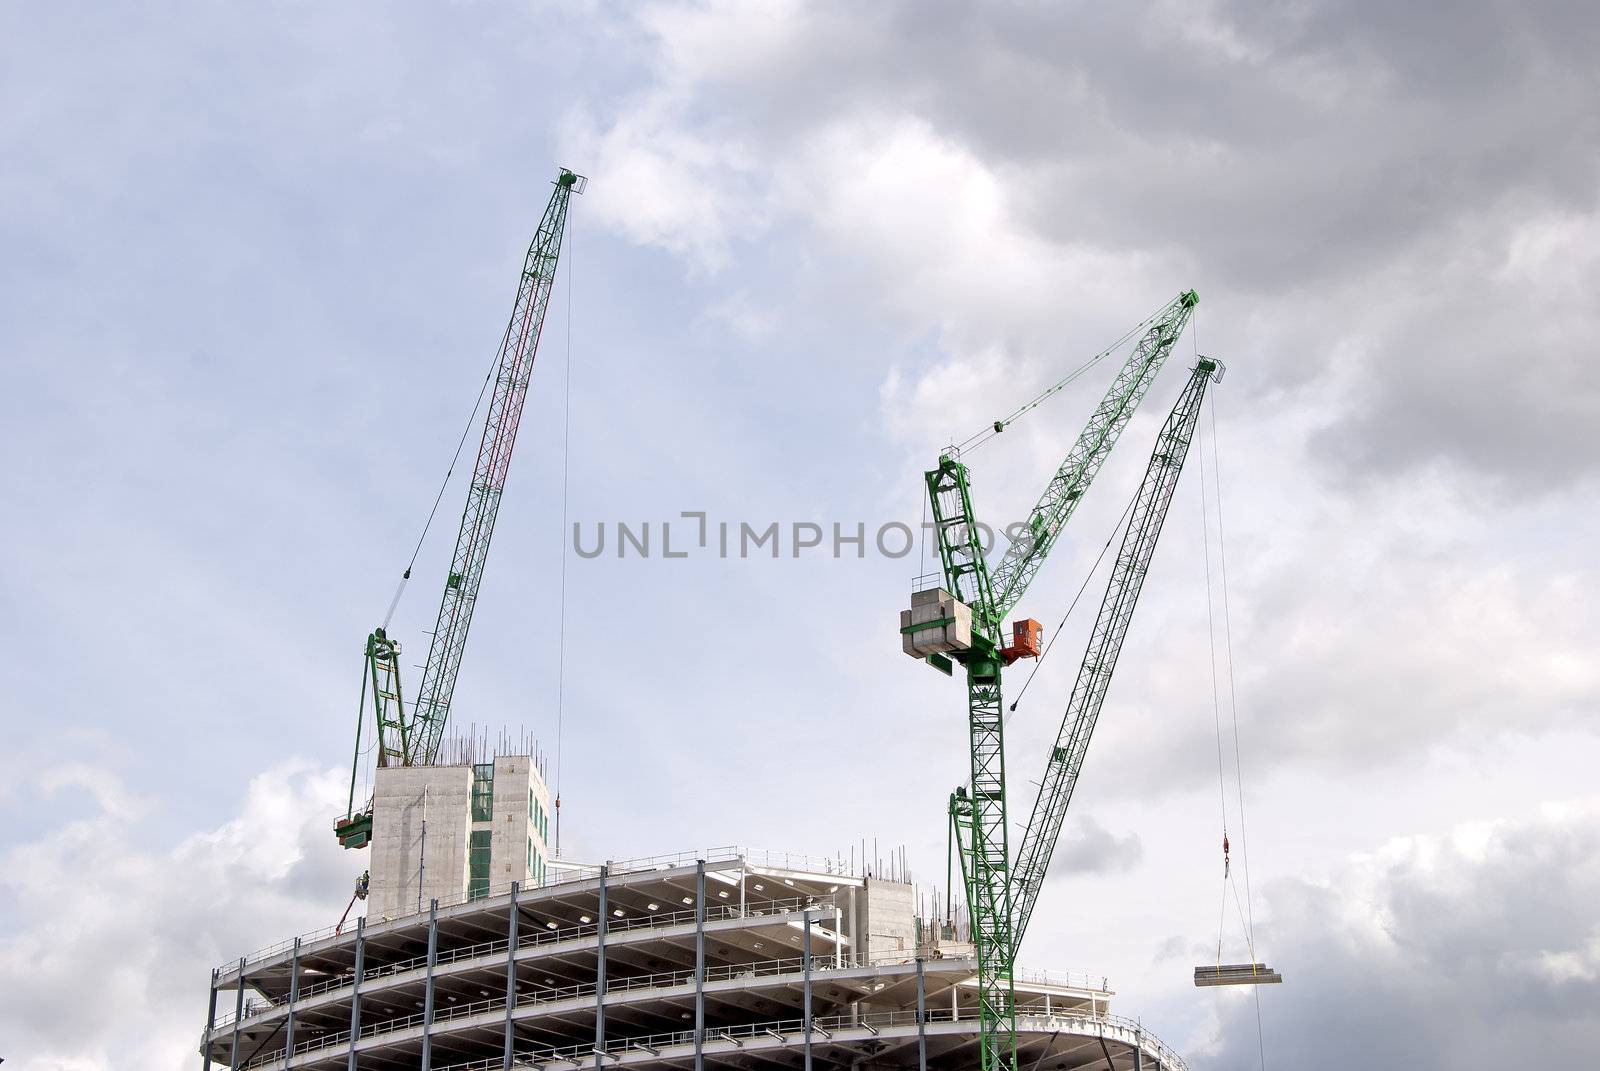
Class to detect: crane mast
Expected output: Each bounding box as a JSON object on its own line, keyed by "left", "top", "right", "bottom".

{"left": 1008, "top": 356, "right": 1222, "bottom": 950}
{"left": 336, "top": 168, "right": 583, "bottom": 850}
{"left": 906, "top": 292, "right": 1198, "bottom": 1071}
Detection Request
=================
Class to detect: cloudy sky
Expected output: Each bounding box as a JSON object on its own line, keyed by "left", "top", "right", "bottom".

{"left": 3, "top": 2, "right": 1598, "bottom": 1067}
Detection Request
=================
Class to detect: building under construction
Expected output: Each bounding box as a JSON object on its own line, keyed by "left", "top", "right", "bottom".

{"left": 201, "top": 836, "right": 1185, "bottom": 1071}
{"left": 204, "top": 752, "right": 1184, "bottom": 1069}
{"left": 201, "top": 166, "right": 1279, "bottom": 1070}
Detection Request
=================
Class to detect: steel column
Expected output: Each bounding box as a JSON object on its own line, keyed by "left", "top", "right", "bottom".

{"left": 285, "top": 938, "right": 302, "bottom": 1060}
{"left": 803, "top": 912, "right": 814, "bottom": 1071}
{"left": 505, "top": 881, "right": 520, "bottom": 1069}
{"left": 421, "top": 899, "right": 439, "bottom": 1070}
{"left": 916, "top": 957, "right": 928, "bottom": 1071}
{"left": 203, "top": 968, "right": 219, "bottom": 1071}
{"left": 694, "top": 861, "right": 706, "bottom": 1071}
{"left": 228, "top": 958, "right": 245, "bottom": 1070}
{"left": 595, "top": 865, "right": 608, "bottom": 1070}
{"left": 347, "top": 917, "right": 366, "bottom": 1071}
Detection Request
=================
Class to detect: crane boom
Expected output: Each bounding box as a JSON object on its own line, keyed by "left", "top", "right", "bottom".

{"left": 985, "top": 291, "right": 1197, "bottom": 628}
{"left": 1008, "top": 357, "right": 1221, "bottom": 950}
{"left": 408, "top": 169, "right": 582, "bottom": 765}
{"left": 337, "top": 168, "right": 583, "bottom": 851}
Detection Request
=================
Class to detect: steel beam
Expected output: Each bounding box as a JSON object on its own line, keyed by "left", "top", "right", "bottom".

{"left": 203, "top": 968, "right": 218, "bottom": 1071}
{"left": 595, "top": 865, "right": 609, "bottom": 1071}
{"left": 694, "top": 861, "right": 706, "bottom": 1071}
{"left": 229, "top": 958, "right": 245, "bottom": 1070}
{"left": 285, "top": 938, "right": 302, "bottom": 1060}
{"left": 916, "top": 957, "right": 928, "bottom": 1071}
{"left": 347, "top": 917, "right": 366, "bottom": 1071}
{"left": 803, "top": 912, "right": 814, "bottom": 1071}
{"left": 422, "top": 899, "right": 439, "bottom": 1070}
{"left": 505, "top": 881, "right": 520, "bottom": 1070}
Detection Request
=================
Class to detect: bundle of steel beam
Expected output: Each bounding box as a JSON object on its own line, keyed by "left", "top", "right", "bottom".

{"left": 1194, "top": 963, "right": 1283, "bottom": 987}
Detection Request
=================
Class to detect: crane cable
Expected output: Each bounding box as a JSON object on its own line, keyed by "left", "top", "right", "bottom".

{"left": 379, "top": 290, "right": 523, "bottom": 631}
{"left": 1002, "top": 309, "right": 1204, "bottom": 718}
{"left": 1196, "top": 360, "right": 1268, "bottom": 1070}
{"left": 553, "top": 201, "right": 574, "bottom": 857}
{"left": 1004, "top": 481, "right": 1139, "bottom": 720}
{"left": 953, "top": 312, "right": 1156, "bottom": 457}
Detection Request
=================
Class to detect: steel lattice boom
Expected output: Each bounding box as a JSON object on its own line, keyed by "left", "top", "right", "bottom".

{"left": 337, "top": 168, "right": 582, "bottom": 850}
{"left": 409, "top": 170, "right": 582, "bottom": 765}
{"left": 1008, "top": 357, "right": 1222, "bottom": 950}
{"left": 985, "top": 291, "right": 1197, "bottom": 630}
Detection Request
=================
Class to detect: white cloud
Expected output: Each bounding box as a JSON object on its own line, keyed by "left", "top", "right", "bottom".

{"left": 0, "top": 761, "right": 354, "bottom": 1070}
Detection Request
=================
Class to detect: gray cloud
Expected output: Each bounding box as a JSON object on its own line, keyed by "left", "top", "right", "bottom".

{"left": 580, "top": 0, "right": 1600, "bottom": 488}
{"left": 1048, "top": 813, "right": 1144, "bottom": 876}
{"left": 4, "top": 4, "right": 1599, "bottom": 1068}
{"left": 1199, "top": 804, "right": 1600, "bottom": 1069}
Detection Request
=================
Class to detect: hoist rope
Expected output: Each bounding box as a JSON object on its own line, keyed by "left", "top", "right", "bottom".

{"left": 954, "top": 312, "right": 1155, "bottom": 456}
{"left": 553, "top": 203, "right": 574, "bottom": 856}
{"left": 1197, "top": 367, "right": 1268, "bottom": 1069}
{"left": 1210, "top": 387, "right": 1269, "bottom": 1070}
{"left": 1198, "top": 391, "right": 1230, "bottom": 883}
{"left": 1212, "top": 389, "right": 1258, "bottom": 949}
{"left": 1005, "top": 477, "right": 1140, "bottom": 719}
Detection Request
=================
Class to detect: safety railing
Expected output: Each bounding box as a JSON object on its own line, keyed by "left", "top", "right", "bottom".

{"left": 1012, "top": 965, "right": 1111, "bottom": 992}
{"left": 1018, "top": 1011, "right": 1189, "bottom": 1070}
{"left": 216, "top": 846, "right": 865, "bottom": 975}
{"left": 428, "top": 1004, "right": 1189, "bottom": 1071}
{"left": 226, "top": 947, "right": 1139, "bottom": 1068}
{"left": 211, "top": 895, "right": 840, "bottom": 1033}
{"left": 226, "top": 953, "right": 1155, "bottom": 1071}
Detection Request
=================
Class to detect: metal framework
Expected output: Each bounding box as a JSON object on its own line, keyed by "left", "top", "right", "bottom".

{"left": 411, "top": 169, "right": 583, "bottom": 764}
{"left": 921, "top": 292, "right": 1198, "bottom": 1071}
{"left": 986, "top": 291, "right": 1199, "bottom": 630}
{"left": 1009, "top": 358, "right": 1221, "bottom": 948}
{"left": 338, "top": 168, "right": 583, "bottom": 849}
{"left": 201, "top": 855, "right": 1190, "bottom": 1071}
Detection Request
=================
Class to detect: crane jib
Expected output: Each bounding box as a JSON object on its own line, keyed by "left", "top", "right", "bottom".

{"left": 337, "top": 169, "right": 584, "bottom": 851}
{"left": 1008, "top": 356, "right": 1223, "bottom": 953}
{"left": 909, "top": 291, "right": 1199, "bottom": 1071}
{"left": 409, "top": 172, "right": 582, "bottom": 766}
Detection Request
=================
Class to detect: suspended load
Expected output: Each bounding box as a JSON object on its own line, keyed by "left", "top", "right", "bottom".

{"left": 1194, "top": 962, "right": 1283, "bottom": 987}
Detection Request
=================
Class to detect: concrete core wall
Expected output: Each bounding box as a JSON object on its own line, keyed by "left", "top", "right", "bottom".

{"left": 862, "top": 877, "right": 918, "bottom": 957}
{"left": 369, "top": 765, "right": 472, "bottom": 921}
{"left": 368, "top": 754, "right": 552, "bottom": 922}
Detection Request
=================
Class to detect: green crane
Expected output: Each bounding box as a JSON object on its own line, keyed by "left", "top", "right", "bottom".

{"left": 903, "top": 291, "right": 1198, "bottom": 1071}
{"left": 1009, "top": 355, "right": 1222, "bottom": 949}
{"left": 336, "top": 168, "right": 584, "bottom": 850}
